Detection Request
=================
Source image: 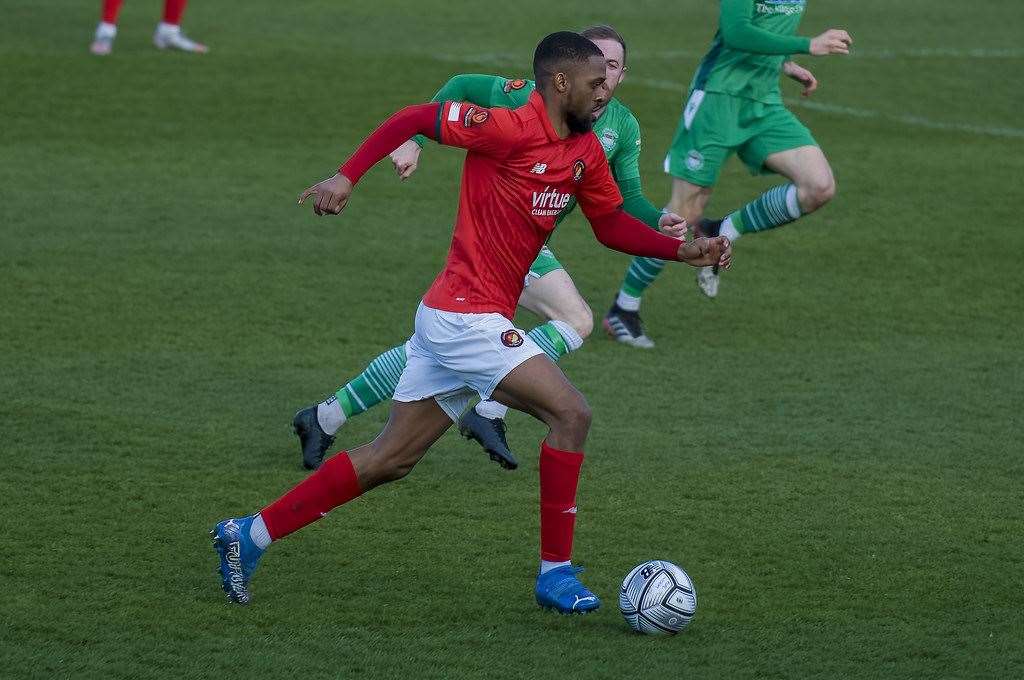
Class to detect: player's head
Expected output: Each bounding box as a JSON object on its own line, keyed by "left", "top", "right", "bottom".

{"left": 533, "top": 31, "right": 607, "bottom": 134}
{"left": 580, "top": 24, "right": 628, "bottom": 115}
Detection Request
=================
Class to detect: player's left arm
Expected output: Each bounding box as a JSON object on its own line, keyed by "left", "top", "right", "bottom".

{"left": 783, "top": 60, "right": 818, "bottom": 97}
{"left": 579, "top": 141, "right": 731, "bottom": 268}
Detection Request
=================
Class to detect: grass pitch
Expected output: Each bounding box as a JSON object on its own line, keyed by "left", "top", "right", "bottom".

{"left": 2, "top": 1, "right": 1023, "bottom": 678}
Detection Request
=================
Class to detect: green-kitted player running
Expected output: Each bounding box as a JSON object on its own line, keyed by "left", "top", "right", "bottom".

{"left": 293, "top": 26, "right": 684, "bottom": 472}
{"left": 624, "top": 0, "right": 851, "bottom": 308}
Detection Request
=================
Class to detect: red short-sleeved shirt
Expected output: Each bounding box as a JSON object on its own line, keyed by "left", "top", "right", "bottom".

{"left": 422, "top": 91, "right": 622, "bottom": 320}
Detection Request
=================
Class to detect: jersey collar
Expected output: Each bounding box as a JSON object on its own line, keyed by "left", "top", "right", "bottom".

{"left": 528, "top": 90, "right": 566, "bottom": 143}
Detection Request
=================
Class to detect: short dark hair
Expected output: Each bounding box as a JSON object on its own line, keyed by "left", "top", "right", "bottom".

{"left": 580, "top": 24, "right": 627, "bottom": 65}
{"left": 533, "top": 31, "right": 604, "bottom": 86}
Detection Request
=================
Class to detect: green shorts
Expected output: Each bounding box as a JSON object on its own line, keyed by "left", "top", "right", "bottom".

{"left": 665, "top": 90, "right": 817, "bottom": 187}
{"left": 526, "top": 246, "right": 563, "bottom": 283}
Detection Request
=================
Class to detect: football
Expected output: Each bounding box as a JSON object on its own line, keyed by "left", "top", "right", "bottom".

{"left": 619, "top": 560, "right": 698, "bottom": 635}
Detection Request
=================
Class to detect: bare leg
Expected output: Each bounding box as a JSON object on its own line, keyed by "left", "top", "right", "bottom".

{"left": 763, "top": 145, "right": 836, "bottom": 214}
{"left": 517, "top": 269, "right": 594, "bottom": 340}
{"left": 668, "top": 177, "right": 714, "bottom": 234}
{"left": 491, "top": 355, "right": 590, "bottom": 451}
{"left": 349, "top": 399, "right": 454, "bottom": 491}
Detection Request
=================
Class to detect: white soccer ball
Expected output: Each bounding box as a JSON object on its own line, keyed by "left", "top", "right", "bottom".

{"left": 619, "top": 560, "right": 698, "bottom": 635}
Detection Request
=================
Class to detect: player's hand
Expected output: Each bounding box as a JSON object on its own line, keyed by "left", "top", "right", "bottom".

{"left": 809, "top": 29, "right": 852, "bottom": 56}
{"left": 678, "top": 236, "right": 732, "bottom": 269}
{"left": 390, "top": 139, "right": 422, "bottom": 181}
{"left": 657, "top": 212, "right": 688, "bottom": 239}
{"left": 298, "top": 173, "right": 353, "bottom": 216}
{"left": 784, "top": 61, "right": 818, "bottom": 97}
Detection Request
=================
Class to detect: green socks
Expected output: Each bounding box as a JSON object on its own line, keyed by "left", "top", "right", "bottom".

{"left": 619, "top": 256, "right": 667, "bottom": 301}
{"left": 335, "top": 343, "right": 408, "bottom": 418}
{"left": 721, "top": 183, "right": 802, "bottom": 240}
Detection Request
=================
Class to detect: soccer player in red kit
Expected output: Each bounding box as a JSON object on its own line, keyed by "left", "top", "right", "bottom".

{"left": 211, "top": 32, "right": 731, "bottom": 614}
{"left": 90, "top": 0, "right": 207, "bottom": 55}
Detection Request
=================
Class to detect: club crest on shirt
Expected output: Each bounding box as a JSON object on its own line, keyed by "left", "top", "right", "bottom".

{"left": 572, "top": 159, "right": 586, "bottom": 183}
{"left": 501, "top": 330, "right": 524, "bottom": 348}
{"left": 463, "top": 107, "right": 490, "bottom": 128}
{"left": 503, "top": 78, "right": 528, "bottom": 93}
{"left": 598, "top": 127, "right": 618, "bottom": 153}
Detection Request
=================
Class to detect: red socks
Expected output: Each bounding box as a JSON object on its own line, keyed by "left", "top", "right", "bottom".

{"left": 101, "top": 0, "right": 124, "bottom": 24}
{"left": 539, "top": 441, "right": 584, "bottom": 562}
{"left": 258, "top": 443, "right": 582, "bottom": 557}
{"left": 261, "top": 452, "right": 363, "bottom": 540}
{"left": 162, "top": 0, "right": 188, "bottom": 25}
{"left": 102, "top": 0, "right": 188, "bottom": 26}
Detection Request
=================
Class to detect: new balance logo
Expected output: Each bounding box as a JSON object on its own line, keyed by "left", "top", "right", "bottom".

{"left": 530, "top": 163, "right": 548, "bottom": 174}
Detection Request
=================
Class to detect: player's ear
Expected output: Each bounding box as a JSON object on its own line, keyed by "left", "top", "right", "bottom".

{"left": 553, "top": 72, "right": 568, "bottom": 94}
{"left": 619, "top": 66, "right": 627, "bottom": 84}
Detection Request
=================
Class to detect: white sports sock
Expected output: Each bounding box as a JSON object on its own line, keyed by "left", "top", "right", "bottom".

{"left": 316, "top": 396, "right": 346, "bottom": 435}
{"left": 548, "top": 319, "right": 584, "bottom": 352}
{"left": 785, "top": 184, "right": 802, "bottom": 219}
{"left": 249, "top": 514, "right": 272, "bottom": 550}
{"left": 155, "top": 22, "right": 180, "bottom": 35}
{"left": 96, "top": 22, "right": 117, "bottom": 38}
{"left": 720, "top": 216, "right": 742, "bottom": 241}
{"left": 474, "top": 399, "right": 509, "bottom": 421}
{"left": 615, "top": 290, "right": 641, "bottom": 312}
{"left": 540, "top": 560, "right": 571, "bottom": 574}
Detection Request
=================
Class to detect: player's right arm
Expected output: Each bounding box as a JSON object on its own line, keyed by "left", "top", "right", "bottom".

{"left": 393, "top": 74, "right": 510, "bottom": 179}
{"left": 298, "top": 102, "right": 443, "bottom": 216}
{"left": 299, "top": 100, "right": 517, "bottom": 216}
{"left": 719, "top": 0, "right": 851, "bottom": 56}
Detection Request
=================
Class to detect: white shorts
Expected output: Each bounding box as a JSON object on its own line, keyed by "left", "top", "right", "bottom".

{"left": 393, "top": 303, "right": 545, "bottom": 421}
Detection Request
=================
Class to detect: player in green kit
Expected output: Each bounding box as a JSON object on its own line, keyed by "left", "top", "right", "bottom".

{"left": 621, "top": 0, "right": 851, "bottom": 306}
{"left": 292, "top": 26, "right": 685, "bottom": 472}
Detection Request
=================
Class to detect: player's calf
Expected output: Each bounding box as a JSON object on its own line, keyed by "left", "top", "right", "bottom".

{"left": 545, "top": 392, "right": 591, "bottom": 452}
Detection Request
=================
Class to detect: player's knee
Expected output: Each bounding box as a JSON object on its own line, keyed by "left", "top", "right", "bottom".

{"left": 800, "top": 174, "right": 836, "bottom": 213}
{"left": 567, "top": 307, "right": 594, "bottom": 341}
{"left": 554, "top": 394, "right": 591, "bottom": 438}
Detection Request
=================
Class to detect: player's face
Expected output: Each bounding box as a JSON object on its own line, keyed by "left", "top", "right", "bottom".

{"left": 565, "top": 55, "right": 608, "bottom": 133}
{"left": 590, "top": 38, "right": 627, "bottom": 118}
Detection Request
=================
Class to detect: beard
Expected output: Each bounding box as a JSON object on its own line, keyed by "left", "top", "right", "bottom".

{"left": 566, "top": 108, "right": 594, "bottom": 134}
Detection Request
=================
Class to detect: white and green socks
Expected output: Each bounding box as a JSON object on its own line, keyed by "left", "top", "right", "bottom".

{"left": 318, "top": 320, "right": 585, "bottom": 433}
{"left": 317, "top": 343, "right": 408, "bottom": 435}
{"left": 618, "top": 256, "right": 667, "bottom": 308}
{"left": 721, "top": 183, "right": 802, "bottom": 241}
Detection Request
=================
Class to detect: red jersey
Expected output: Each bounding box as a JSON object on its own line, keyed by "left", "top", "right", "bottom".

{"left": 422, "top": 91, "right": 622, "bottom": 320}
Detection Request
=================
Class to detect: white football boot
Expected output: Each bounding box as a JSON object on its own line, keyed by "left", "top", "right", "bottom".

{"left": 696, "top": 266, "right": 720, "bottom": 298}
{"left": 90, "top": 22, "right": 116, "bottom": 55}
{"left": 153, "top": 23, "right": 209, "bottom": 53}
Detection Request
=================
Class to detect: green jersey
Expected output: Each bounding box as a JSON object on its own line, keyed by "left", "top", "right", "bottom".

{"left": 416, "top": 74, "right": 660, "bottom": 229}
{"left": 692, "top": 0, "right": 812, "bottom": 104}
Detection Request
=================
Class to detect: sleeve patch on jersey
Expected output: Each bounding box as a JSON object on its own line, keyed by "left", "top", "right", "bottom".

{"left": 463, "top": 106, "right": 490, "bottom": 128}
{"left": 503, "top": 78, "right": 527, "bottom": 93}
{"left": 572, "top": 159, "right": 586, "bottom": 183}
{"left": 447, "top": 102, "right": 462, "bottom": 122}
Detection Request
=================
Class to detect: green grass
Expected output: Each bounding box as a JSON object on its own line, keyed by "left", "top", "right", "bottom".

{"left": 2, "top": 1, "right": 1023, "bottom": 678}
